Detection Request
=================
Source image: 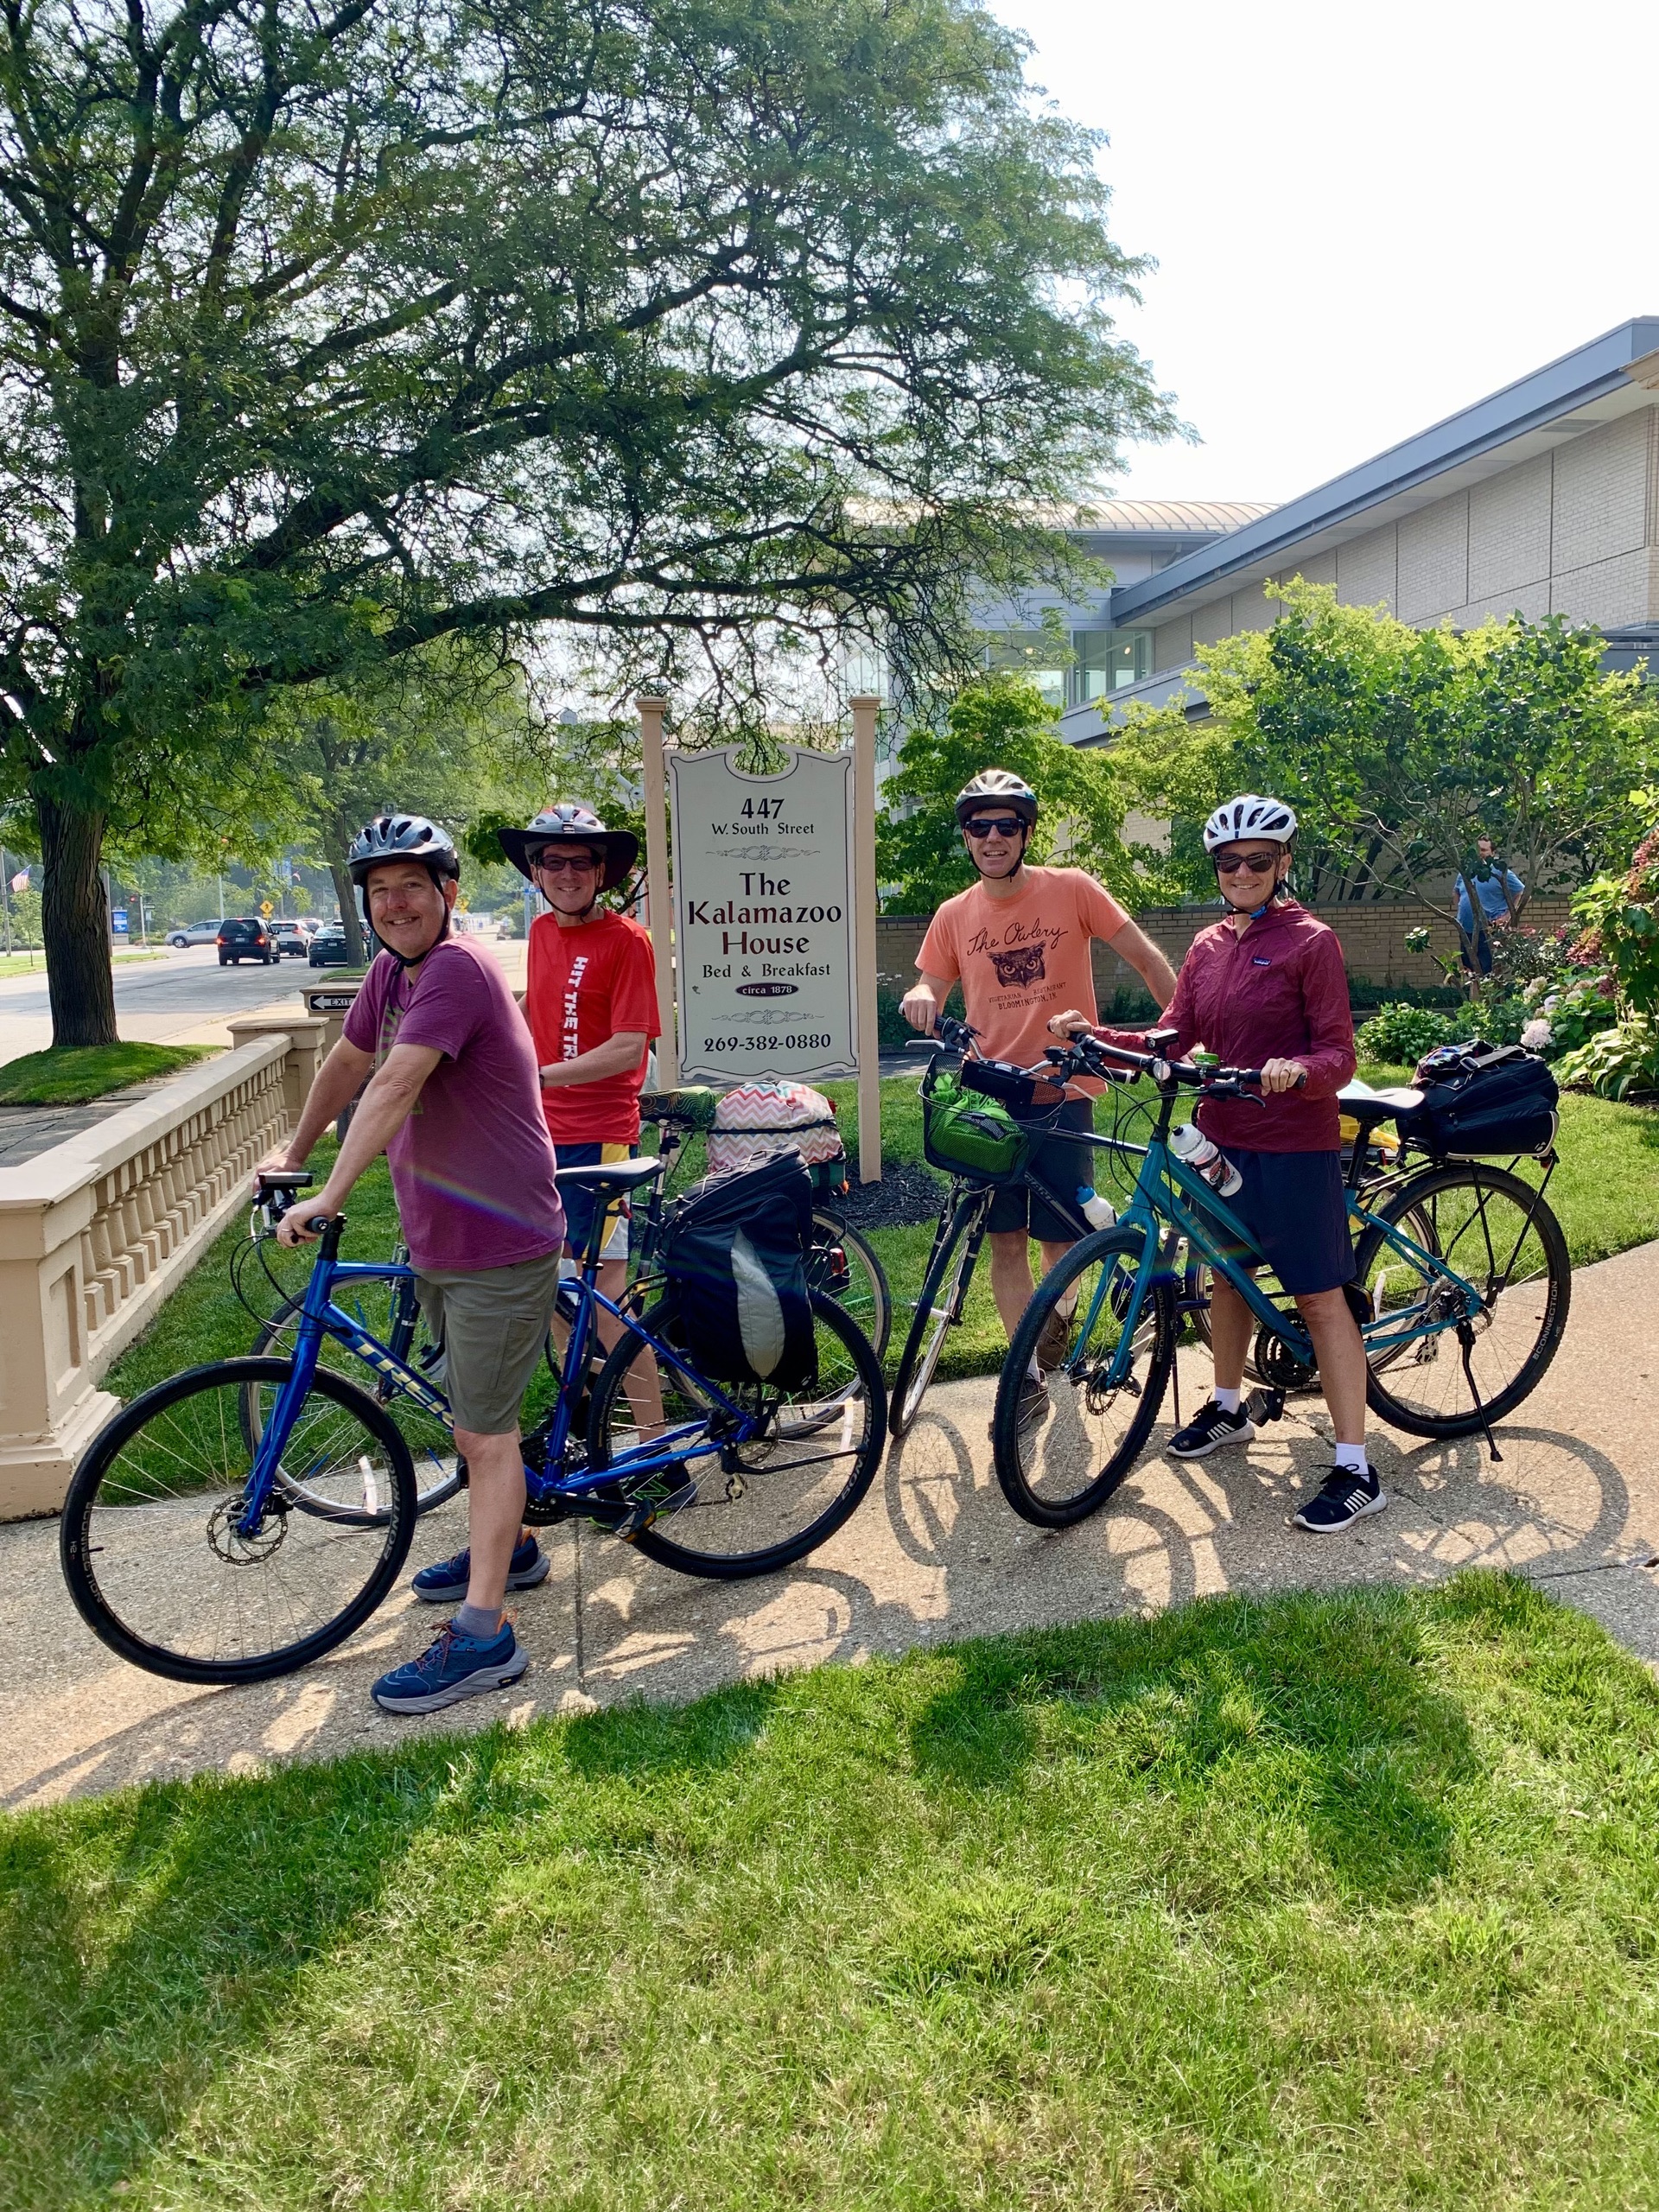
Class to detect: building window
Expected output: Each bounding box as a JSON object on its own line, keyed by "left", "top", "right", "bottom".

{"left": 1070, "top": 629, "right": 1151, "bottom": 702}
{"left": 983, "top": 631, "right": 1068, "bottom": 709}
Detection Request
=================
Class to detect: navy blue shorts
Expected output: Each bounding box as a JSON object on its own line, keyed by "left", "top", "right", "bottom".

{"left": 1215, "top": 1147, "right": 1355, "bottom": 1295}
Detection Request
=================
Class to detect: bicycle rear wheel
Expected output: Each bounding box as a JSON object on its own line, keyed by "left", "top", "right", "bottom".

{"left": 808, "top": 1210, "right": 892, "bottom": 1360}
{"left": 1353, "top": 1162, "right": 1570, "bottom": 1437}
{"left": 889, "top": 1193, "right": 988, "bottom": 1438}
{"left": 246, "top": 1289, "right": 463, "bottom": 1521}
{"left": 992, "top": 1227, "right": 1175, "bottom": 1527}
{"left": 587, "top": 1293, "right": 887, "bottom": 1578}
{"left": 61, "top": 1359, "right": 418, "bottom": 1684}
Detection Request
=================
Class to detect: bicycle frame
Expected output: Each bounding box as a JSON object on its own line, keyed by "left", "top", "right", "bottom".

{"left": 1079, "top": 1099, "right": 1489, "bottom": 1392}
{"left": 238, "top": 1220, "right": 769, "bottom": 1537}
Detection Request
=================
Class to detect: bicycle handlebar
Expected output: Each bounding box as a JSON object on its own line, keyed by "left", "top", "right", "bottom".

{"left": 1045, "top": 1028, "right": 1287, "bottom": 1100}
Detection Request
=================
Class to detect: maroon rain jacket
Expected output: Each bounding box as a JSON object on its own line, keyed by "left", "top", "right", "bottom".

{"left": 1097, "top": 898, "right": 1356, "bottom": 1153}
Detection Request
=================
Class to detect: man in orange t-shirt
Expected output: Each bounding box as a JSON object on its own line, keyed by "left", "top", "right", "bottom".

{"left": 901, "top": 772, "right": 1178, "bottom": 1410}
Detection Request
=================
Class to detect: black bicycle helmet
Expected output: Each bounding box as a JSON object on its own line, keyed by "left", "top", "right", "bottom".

{"left": 498, "top": 802, "right": 639, "bottom": 892}
{"left": 346, "top": 814, "right": 461, "bottom": 887}
{"left": 954, "top": 770, "right": 1039, "bottom": 828}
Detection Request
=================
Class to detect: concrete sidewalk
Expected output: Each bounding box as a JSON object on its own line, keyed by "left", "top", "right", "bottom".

{"left": 4, "top": 1239, "right": 1656, "bottom": 1811}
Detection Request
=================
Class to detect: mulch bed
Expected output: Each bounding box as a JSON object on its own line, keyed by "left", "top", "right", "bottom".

{"left": 832, "top": 1160, "right": 949, "bottom": 1228}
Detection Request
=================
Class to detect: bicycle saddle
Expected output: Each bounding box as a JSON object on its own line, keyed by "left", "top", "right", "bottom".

{"left": 554, "top": 1158, "right": 666, "bottom": 1193}
{"left": 1338, "top": 1078, "right": 1423, "bottom": 1128}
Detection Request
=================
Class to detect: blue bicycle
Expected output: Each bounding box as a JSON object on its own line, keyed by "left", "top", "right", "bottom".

{"left": 990, "top": 1029, "right": 1571, "bottom": 1526}
{"left": 60, "top": 1158, "right": 887, "bottom": 1684}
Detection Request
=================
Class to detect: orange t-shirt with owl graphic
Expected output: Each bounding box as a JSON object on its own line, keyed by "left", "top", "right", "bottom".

{"left": 917, "top": 867, "right": 1133, "bottom": 1085}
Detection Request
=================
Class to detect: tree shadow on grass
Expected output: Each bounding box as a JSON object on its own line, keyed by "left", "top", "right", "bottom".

{"left": 0, "top": 1731, "right": 519, "bottom": 2208}
{"left": 559, "top": 1673, "right": 784, "bottom": 1781}
{"left": 906, "top": 1579, "right": 1497, "bottom": 1901}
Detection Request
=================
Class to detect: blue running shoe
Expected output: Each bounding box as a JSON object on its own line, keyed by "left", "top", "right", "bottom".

{"left": 410, "top": 1534, "right": 550, "bottom": 1605}
{"left": 372, "top": 1621, "right": 528, "bottom": 1714}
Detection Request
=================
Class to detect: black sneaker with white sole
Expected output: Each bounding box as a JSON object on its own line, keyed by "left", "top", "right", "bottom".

{"left": 1293, "top": 1465, "right": 1387, "bottom": 1533}
{"left": 1167, "top": 1399, "right": 1256, "bottom": 1459}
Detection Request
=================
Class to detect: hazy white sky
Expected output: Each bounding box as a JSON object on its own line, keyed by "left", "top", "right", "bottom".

{"left": 990, "top": 0, "right": 1659, "bottom": 507}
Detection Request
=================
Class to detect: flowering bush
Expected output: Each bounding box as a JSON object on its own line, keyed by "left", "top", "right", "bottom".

{"left": 1570, "top": 826, "right": 1659, "bottom": 1016}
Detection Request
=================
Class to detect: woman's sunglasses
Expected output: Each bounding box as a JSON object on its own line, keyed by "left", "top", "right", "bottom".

{"left": 1213, "top": 850, "right": 1281, "bottom": 876}
{"left": 963, "top": 815, "right": 1027, "bottom": 839}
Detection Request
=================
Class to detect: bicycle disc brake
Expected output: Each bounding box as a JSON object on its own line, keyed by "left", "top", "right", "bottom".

{"left": 207, "top": 1490, "right": 289, "bottom": 1564}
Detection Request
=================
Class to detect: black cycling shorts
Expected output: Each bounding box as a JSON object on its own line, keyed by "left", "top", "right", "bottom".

{"left": 1216, "top": 1147, "right": 1355, "bottom": 1295}
{"left": 986, "top": 1096, "right": 1097, "bottom": 1242}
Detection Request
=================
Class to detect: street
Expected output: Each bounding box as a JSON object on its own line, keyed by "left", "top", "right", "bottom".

{"left": 0, "top": 937, "right": 527, "bottom": 1066}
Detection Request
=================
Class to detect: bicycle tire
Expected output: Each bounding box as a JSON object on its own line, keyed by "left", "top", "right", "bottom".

{"left": 888, "top": 1192, "right": 988, "bottom": 1439}
{"left": 245, "top": 1291, "right": 466, "bottom": 1522}
{"left": 586, "top": 1292, "right": 887, "bottom": 1579}
{"left": 809, "top": 1209, "right": 893, "bottom": 1361}
{"left": 61, "top": 1358, "right": 418, "bottom": 1686}
{"left": 1352, "top": 1161, "right": 1570, "bottom": 1438}
{"left": 992, "top": 1226, "right": 1176, "bottom": 1528}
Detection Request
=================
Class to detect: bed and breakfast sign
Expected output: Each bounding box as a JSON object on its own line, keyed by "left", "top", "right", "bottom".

{"left": 668, "top": 747, "right": 858, "bottom": 1083}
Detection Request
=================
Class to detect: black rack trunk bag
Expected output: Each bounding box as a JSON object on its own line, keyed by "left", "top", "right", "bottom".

{"left": 661, "top": 1149, "right": 818, "bottom": 1390}
{"left": 1396, "top": 1041, "right": 1559, "bottom": 1158}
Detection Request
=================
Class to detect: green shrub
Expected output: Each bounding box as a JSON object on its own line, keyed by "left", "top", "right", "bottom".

{"left": 1554, "top": 1014, "right": 1659, "bottom": 1099}
{"left": 1354, "top": 1001, "right": 1454, "bottom": 1065}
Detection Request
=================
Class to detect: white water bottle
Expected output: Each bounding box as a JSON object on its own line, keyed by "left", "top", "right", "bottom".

{"left": 1170, "top": 1121, "right": 1243, "bottom": 1198}
{"left": 1076, "top": 1185, "right": 1116, "bottom": 1230}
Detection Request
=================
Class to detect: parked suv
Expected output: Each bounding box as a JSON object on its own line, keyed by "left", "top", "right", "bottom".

{"left": 218, "top": 917, "right": 278, "bottom": 966}
{"left": 167, "top": 918, "right": 225, "bottom": 949}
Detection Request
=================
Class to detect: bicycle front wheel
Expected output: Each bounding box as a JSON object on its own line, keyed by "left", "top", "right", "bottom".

{"left": 1352, "top": 1162, "right": 1570, "bottom": 1437}
{"left": 587, "top": 1293, "right": 887, "bottom": 1578}
{"left": 61, "top": 1359, "right": 418, "bottom": 1684}
{"left": 808, "top": 1210, "right": 892, "bottom": 1360}
{"left": 992, "top": 1227, "right": 1175, "bottom": 1527}
{"left": 247, "top": 1290, "right": 464, "bottom": 1521}
{"left": 889, "top": 1194, "right": 988, "bottom": 1438}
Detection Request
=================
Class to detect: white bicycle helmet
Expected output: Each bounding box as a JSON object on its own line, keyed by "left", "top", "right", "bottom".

{"left": 955, "top": 769, "right": 1039, "bottom": 828}
{"left": 1202, "top": 794, "right": 1298, "bottom": 853}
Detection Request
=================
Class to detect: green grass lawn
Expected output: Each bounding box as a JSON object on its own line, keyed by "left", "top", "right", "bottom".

{"left": 0, "top": 1039, "right": 214, "bottom": 1106}
{"left": 5, "top": 1573, "right": 1659, "bottom": 2208}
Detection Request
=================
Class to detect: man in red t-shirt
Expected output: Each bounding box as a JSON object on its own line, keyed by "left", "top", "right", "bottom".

{"left": 501, "top": 804, "right": 659, "bottom": 1332}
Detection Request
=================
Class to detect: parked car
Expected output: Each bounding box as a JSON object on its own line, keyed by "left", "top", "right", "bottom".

{"left": 167, "top": 918, "right": 226, "bottom": 948}
{"left": 273, "top": 918, "right": 323, "bottom": 957}
{"left": 218, "top": 917, "right": 278, "bottom": 966}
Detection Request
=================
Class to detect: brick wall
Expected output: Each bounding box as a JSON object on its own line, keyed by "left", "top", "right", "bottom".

{"left": 875, "top": 896, "right": 1575, "bottom": 1002}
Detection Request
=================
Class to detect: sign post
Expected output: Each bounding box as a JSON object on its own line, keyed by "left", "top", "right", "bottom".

{"left": 638, "top": 693, "right": 678, "bottom": 1088}
{"left": 850, "top": 696, "right": 882, "bottom": 1184}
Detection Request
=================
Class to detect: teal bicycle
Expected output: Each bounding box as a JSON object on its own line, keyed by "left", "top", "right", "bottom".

{"left": 990, "top": 1028, "right": 1571, "bottom": 1526}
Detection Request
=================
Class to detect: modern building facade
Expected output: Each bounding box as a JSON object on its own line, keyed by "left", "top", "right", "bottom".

{"left": 1007, "top": 316, "right": 1659, "bottom": 741}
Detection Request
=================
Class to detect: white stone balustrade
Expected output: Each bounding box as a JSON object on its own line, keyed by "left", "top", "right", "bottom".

{"left": 0, "top": 1020, "right": 325, "bottom": 1518}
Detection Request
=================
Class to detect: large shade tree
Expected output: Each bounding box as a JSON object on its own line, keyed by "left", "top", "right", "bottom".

{"left": 0, "top": 0, "right": 1172, "bottom": 1046}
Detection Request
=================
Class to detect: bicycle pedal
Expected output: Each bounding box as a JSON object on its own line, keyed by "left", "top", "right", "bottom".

{"left": 1244, "top": 1387, "right": 1286, "bottom": 1426}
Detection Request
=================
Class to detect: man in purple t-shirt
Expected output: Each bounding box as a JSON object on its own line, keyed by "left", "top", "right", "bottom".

{"left": 266, "top": 814, "right": 566, "bottom": 1715}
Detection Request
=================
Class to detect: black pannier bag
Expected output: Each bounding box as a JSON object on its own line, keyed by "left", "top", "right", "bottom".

{"left": 661, "top": 1150, "right": 818, "bottom": 1390}
{"left": 1395, "top": 1040, "right": 1560, "bottom": 1159}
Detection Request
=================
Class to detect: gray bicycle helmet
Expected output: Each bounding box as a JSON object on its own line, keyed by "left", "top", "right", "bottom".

{"left": 1202, "top": 794, "right": 1297, "bottom": 853}
{"left": 346, "top": 814, "right": 461, "bottom": 887}
{"left": 498, "top": 802, "right": 639, "bottom": 891}
{"left": 954, "top": 770, "right": 1039, "bottom": 828}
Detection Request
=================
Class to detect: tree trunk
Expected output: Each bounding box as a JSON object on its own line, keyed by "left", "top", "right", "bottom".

{"left": 327, "top": 855, "right": 365, "bottom": 965}
{"left": 38, "top": 791, "right": 118, "bottom": 1048}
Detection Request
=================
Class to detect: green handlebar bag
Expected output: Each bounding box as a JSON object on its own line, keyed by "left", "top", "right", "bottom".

{"left": 921, "top": 1064, "right": 1032, "bottom": 1184}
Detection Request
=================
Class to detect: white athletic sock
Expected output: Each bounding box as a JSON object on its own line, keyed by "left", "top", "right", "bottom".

{"left": 1215, "top": 1386, "right": 1242, "bottom": 1415}
{"left": 1333, "top": 1441, "right": 1370, "bottom": 1478}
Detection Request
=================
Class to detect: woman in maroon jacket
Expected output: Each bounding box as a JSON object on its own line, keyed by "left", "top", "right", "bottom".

{"left": 1052, "top": 795, "right": 1380, "bottom": 1535}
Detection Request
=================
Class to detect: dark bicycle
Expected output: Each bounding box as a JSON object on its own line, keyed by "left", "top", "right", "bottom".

{"left": 887, "top": 1016, "right": 1129, "bottom": 1436}
{"left": 61, "top": 1160, "right": 887, "bottom": 1686}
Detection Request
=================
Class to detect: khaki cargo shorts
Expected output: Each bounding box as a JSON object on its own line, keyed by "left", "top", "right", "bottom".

{"left": 414, "top": 1250, "right": 563, "bottom": 1437}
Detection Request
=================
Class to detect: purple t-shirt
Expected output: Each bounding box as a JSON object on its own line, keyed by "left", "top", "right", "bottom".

{"left": 342, "top": 939, "right": 565, "bottom": 1272}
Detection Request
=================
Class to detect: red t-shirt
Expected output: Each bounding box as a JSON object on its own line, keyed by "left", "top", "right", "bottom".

{"left": 525, "top": 910, "right": 661, "bottom": 1143}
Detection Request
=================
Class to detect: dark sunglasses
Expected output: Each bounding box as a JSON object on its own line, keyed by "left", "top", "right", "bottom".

{"left": 1213, "top": 850, "right": 1281, "bottom": 876}
{"left": 963, "top": 815, "right": 1027, "bottom": 839}
{"left": 532, "top": 849, "right": 601, "bottom": 874}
